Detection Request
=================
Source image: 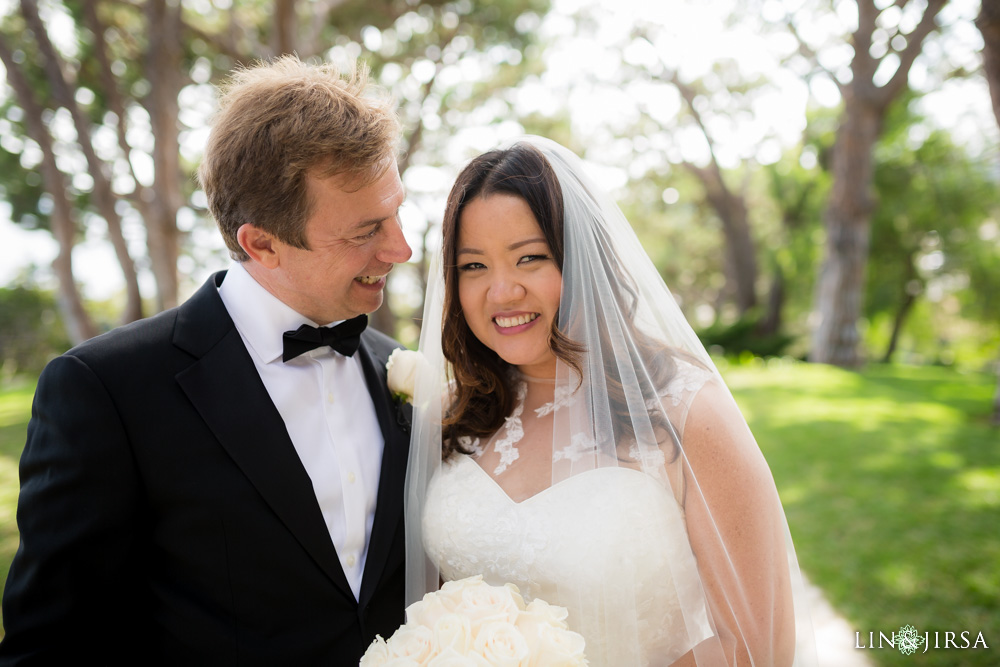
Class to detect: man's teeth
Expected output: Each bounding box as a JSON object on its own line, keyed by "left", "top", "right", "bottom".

{"left": 356, "top": 275, "right": 383, "bottom": 285}
{"left": 494, "top": 313, "right": 539, "bottom": 328}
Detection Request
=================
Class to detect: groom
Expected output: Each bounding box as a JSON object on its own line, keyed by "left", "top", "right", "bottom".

{"left": 0, "top": 56, "right": 412, "bottom": 664}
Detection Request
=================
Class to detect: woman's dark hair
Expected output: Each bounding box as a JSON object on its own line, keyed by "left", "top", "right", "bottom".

{"left": 441, "top": 142, "right": 695, "bottom": 461}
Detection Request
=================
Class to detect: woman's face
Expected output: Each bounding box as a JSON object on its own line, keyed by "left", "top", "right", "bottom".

{"left": 456, "top": 194, "right": 563, "bottom": 379}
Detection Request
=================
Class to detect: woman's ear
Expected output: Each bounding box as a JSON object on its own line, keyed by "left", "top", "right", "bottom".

{"left": 237, "top": 224, "right": 280, "bottom": 269}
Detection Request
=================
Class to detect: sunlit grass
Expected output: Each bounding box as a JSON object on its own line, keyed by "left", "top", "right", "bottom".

{"left": 723, "top": 361, "right": 998, "bottom": 667}
{"left": 0, "top": 380, "right": 34, "bottom": 638}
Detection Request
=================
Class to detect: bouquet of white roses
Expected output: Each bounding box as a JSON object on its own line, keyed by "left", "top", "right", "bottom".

{"left": 360, "top": 575, "right": 588, "bottom": 666}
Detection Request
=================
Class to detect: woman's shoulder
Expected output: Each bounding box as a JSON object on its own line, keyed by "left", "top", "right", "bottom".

{"left": 656, "top": 353, "right": 716, "bottom": 409}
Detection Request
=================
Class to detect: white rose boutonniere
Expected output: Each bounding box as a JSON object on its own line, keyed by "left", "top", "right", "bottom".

{"left": 386, "top": 348, "right": 426, "bottom": 404}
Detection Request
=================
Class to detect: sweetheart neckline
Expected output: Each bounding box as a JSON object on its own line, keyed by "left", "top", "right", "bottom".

{"left": 453, "top": 453, "right": 665, "bottom": 506}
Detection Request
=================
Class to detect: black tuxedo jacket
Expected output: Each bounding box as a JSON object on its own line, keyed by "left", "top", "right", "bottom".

{"left": 0, "top": 272, "right": 410, "bottom": 665}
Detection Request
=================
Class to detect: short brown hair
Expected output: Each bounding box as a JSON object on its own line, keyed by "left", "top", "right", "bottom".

{"left": 198, "top": 55, "right": 401, "bottom": 261}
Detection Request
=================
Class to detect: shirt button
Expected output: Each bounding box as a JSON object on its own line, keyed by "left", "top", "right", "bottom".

{"left": 326, "top": 393, "right": 335, "bottom": 404}
{"left": 347, "top": 472, "right": 356, "bottom": 483}
{"left": 346, "top": 554, "right": 356, "bottom": 567}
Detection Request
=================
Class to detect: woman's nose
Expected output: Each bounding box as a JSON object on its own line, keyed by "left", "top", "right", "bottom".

{"left": 486, "top": 272, "right": 526, "bottom": 303}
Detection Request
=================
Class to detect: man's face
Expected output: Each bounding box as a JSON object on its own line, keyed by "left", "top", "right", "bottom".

{"left": 255, "top": 164, "right": 411, "bottom": 324}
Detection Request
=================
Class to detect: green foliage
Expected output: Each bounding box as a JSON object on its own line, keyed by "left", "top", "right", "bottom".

{"left": 725, "top": 361, "right": 999, "bottom": 667}
{"left": 0, "top": 287, "right": 71, "bottom": 377}
{"left": 696, "top": 313, "right": 795, "bottom": 359}
{"left": 865, "top": 94, "right": 1000, "bottom": 364}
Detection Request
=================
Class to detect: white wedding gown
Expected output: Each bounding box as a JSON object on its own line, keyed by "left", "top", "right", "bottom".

{"left": 421, "top": 368, "right": 716, "bottom": 666}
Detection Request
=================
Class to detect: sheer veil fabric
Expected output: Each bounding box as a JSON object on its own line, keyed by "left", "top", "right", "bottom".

{"left": 405, "top": 136, "right": 817, "bottom": 666}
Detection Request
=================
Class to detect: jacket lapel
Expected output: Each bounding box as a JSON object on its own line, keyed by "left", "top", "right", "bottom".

{"left": 172, "top": 272, "right": 355, "bottom": 602}
{"left": 356, "top": 334, "right": 409, "bottom": 608}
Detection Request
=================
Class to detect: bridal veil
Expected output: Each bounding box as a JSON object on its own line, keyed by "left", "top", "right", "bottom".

{"left": 405, "top": 135, "right": 818, "bottom": 666}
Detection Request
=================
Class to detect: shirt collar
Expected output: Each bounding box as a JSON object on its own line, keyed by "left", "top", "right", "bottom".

{"left": 218, "top": 262, "right": 344, "bottom": 365}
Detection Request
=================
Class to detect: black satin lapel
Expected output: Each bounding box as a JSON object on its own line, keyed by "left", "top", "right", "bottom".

{"left": 356, "top": 340, "right": 407, "bottom": 607}
{"left": 175, "top": 328, "right": 354, "bottom": 602}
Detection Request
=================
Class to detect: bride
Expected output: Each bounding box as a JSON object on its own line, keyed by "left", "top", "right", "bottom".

{"left": 404, "top": 136, "right": 817, "bottom": 666}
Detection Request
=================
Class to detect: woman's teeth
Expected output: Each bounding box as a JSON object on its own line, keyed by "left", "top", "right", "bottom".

{"left": 494, "top": 313, "right": 539, "bottom": 328}
{"left": 356, "top": 275, "right": 383, "bottom": 285}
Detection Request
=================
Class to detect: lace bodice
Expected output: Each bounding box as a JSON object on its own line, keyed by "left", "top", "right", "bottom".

{"left": 422, "top": 455, "right": 713, "bottom": 666}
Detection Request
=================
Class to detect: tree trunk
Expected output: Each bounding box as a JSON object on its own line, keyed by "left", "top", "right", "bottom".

{"left": 706, "top": 185, "right": 758, "bottom": 315}
{"left": 143, "top": 0, "right": 185, "bottom": 311}
{"left": 688, "top": 164, "right": 758, "bottom": 315}
{"left": 881, "top": 292, "right": 917, "bottom": 364}
{"left": 20, "top": 0, "right": 144, "bottom": 323}
{"left": 808, "top": 0, "right": 946, "bottom": 367}
{"left": 0, "top": 35, "right": 97, "bottom": 344}
{"left": 810, "top": 100, "right": 880, "bottom": 366}
{"left": 272, "top": 0, "right": 298, "bottom": 57}
{"left": 977, "top": 0, "right": 1000, "bottom": 127}
{"left": 757, "top": 263, "right": 785, "bottom": 337}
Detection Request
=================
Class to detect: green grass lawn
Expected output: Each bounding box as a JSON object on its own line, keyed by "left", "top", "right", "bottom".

{"left": 0, "top": 364, "right": 996, "bottom": 663}
{"left": 0, "top": 380, "right": 34, "bottom": 639}
{"left": 724, "top": 360, "right": 998, "bottom": 666}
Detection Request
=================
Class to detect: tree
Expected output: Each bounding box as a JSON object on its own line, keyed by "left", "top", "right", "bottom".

{"left": 788, "top": 0, "right": 950, "bottom": 366}
{"left": 866, "top": 97, "right": 1000, "bottom": 364}
{"left": 1, "top": 0, "right": 551, "bottom": 343}
{"left": 603, "top": 26, "right": 767, "bottom": 318}
{"left": 0, "top": 31, "right": 97, "bottom": 344}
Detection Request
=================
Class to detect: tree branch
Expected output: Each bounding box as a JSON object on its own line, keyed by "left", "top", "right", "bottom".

{"left": 878, "top": 0, "right": 947, "bottom": 106}
{"left": 304, "top": 0, "right": 352, "bottom": 58}
{"left": 784, "top": 14, "right": 841, "bottom": 83}
{"left": 0, "top": 32, "right": 97, "bottom": 341}
{"left": 80, "top": 1, "right": 149, "bottom": 203}
{"left": 20, "top": 0, "right": 143, "bottom": 320}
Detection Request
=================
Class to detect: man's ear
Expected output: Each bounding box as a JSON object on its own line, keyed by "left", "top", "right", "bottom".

{"left": 237, "top": 224, "right": 280, "bottom": 269}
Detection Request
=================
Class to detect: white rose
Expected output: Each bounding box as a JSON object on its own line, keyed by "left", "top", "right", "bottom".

{"left": 433, "top": 613, "right": 474, "bottom": 654}
{"left": 386, "top": 349, "right": 425, "bottom": 403}
{"left": 386, "top": 624, "right": 435, "bottom": 664}
{"left": 472, "top": 621, "right": 531, "bottom": 667}
{"left": 438, "top": 575, "right": 485, "bottom": 598}
{"left": 530, "top": 625, "right": 588, "bottom": 667}
{"left": 450, "top": 578, "right": 524, "bottom": 632}
{"left": 406, "top": 590, "right": 457, "bottom": 629}
{"left": 360, "top": 635, "right": 391, "bottom": 666}
{"left": 524, "top": 599, "right": 570, "bottom": 629}
{"left": 426, "top": 648, "right": 492, "bottom": 667}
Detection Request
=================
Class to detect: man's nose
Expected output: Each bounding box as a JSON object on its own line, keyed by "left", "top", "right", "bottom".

{"left": 378, "top": 216, "right": 412, "bottom": 264}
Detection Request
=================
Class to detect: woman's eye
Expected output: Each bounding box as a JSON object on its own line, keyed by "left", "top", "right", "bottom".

{"left": 458, "top": 262, "right": 485, "bottom": 272}
{"left": 518, "top": 254, "right": 549, "bottom": 265}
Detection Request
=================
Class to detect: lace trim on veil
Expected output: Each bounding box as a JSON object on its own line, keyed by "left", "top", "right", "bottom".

{"left": 480, "top": 361, "right": 712, "bottom": 475}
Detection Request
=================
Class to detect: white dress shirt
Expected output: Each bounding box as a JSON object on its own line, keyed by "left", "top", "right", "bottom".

{"left": 218, "top": 262, "right": 384, "bottom": 600}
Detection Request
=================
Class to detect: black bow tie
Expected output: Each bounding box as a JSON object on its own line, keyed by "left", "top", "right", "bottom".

{"left": 282, "top": 314, "right": 368, "bottom": 362}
